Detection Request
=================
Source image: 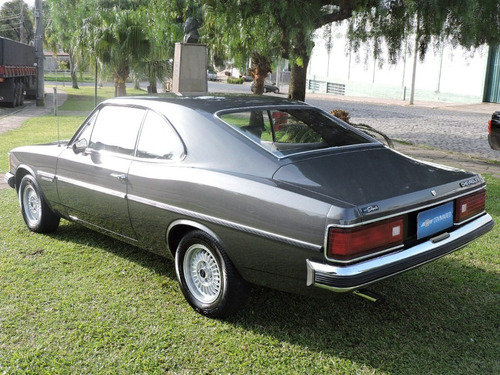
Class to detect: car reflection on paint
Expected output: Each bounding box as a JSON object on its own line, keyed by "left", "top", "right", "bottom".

{"left": 5, "top": 94, "right": 494, "bottom": 318}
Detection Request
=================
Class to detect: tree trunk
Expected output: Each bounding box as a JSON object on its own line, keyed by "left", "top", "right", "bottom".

{"left": 288, "top": 32, "right": 310, "bottom": 102}
{"left": 116, "top": 80, "right": 127, "bottom": 97}
{"left": 250, "top": 51, "right": 271, "bottom": 95}
{"left": 68, "top": 49, "right": 79, "bottom": 90}
{"left": 288, "top": 57, "right": 309, "bottom": 102}
{"left": 115, "top": 65, "right": 129, "bottom": 97}
{"left": 149, "top": 80, "right": 158, "bottom": 93}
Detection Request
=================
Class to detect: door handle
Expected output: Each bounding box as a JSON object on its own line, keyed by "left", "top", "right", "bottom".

{"left": 110, "top": 173, "right": 127, "bottom": 183}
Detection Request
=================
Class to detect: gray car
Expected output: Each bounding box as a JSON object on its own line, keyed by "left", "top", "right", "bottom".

{"left": 5, "top": 94, "right": 494, "bottom": 318}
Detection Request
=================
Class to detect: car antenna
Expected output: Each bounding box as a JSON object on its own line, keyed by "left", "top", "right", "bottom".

{"left": 53, "top": 87, "right": 61, "bottom": 146}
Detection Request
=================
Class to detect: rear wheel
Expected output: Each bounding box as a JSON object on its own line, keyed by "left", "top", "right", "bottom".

{"left": 175, "top": 230, "right": 249, "bottom": 318}
{"left": 18, "top": 82, "right": 24, "bottom": 106}
{"left": 19, "top": 174, "right": 60, "bottom": 233}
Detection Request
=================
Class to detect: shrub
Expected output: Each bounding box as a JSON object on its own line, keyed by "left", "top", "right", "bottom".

{"left": 227, "top": 77, "right": 244, "bottom": 84}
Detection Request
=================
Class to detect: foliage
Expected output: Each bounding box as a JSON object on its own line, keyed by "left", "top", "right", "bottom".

{"left": 0, "top": 0, "right": 34, "bottom": 42}
{"left": 330, "top": 109, "right": 394, "bottom": 148}
{"left": 45, "top": 0, "right": 92, "bottom": 89}
{"left": 227, "top": 77, "right": 244, "bottom": 84}
{"left": 347, "top": 0, "right": 500, "bottom": 65}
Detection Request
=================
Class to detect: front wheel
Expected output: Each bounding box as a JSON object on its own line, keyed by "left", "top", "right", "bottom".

{"left": 19, "top": 174, "right": 60, "bottom": 233}
{"left": 175, "top": 230, "right": 249, "bottom": 318}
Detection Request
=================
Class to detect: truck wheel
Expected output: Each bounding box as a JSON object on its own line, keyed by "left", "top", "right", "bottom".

{"left": 10, "top": 83, "right": 18, "bottom": 108}
{"left": 18, "top": 82, "right": 24, "bottom": 106}
{"left": 19, "top": 174, "right": 60, "bottom": 233}
{"left": 175, "top": 230, "right": 249, "bottom": 318}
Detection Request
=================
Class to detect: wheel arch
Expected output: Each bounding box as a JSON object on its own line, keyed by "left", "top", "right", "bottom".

{"left": 14, "top": 165, "right": 36, "bottom": 191}
{"left": 166, "top": 219, "right": 223, "bottom": 257}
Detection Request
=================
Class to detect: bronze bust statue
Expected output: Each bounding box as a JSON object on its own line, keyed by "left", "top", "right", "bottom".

{"left": 183, "top": 17, "right": 200, "bottom": 44}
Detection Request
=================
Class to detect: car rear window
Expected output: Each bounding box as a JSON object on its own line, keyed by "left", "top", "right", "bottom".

{"left": 219, "top": 108, "right": 370, "bottom": 157}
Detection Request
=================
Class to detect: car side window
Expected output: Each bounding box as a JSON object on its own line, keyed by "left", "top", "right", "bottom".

{"left": 136, "top": 111, "right": 184, "bottom": 160}
{"left": 89, "top": 106, "right": 145, "bottom": 156}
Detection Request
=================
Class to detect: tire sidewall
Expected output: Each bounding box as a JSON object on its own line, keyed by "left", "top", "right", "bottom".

{"left": 175, "top": 231, "right": 231, "bottom": 317}
{"left": 19, "top": 174, "right": 59, "bottom": 233}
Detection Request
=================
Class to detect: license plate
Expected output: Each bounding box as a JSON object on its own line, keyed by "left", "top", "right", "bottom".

{"left": 417, "top": 202, "right": 454, "bottom": 240}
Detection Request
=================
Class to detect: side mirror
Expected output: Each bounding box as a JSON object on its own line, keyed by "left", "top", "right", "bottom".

{"left": 72, "top": 139, "right": 88, "bottom": 154}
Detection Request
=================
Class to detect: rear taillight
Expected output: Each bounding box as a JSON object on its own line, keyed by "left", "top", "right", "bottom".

{"left": 488, "top": 120, "right": 492, "bottom": 135}
{"left": 455, "top": 190, "right": 486, "bottom": 223}
{"left": 327, "top": 217, "right": 404, "bottom": 261}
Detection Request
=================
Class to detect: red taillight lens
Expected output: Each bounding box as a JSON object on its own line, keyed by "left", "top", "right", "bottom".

{"left": 327, "top": 217, "right": 404, "bottom": 260}
{"left": 488, "top": 120, "right": 492, "bottom": 134}
{"left": 455, "top": 190, "right": 486, "bottom": 223}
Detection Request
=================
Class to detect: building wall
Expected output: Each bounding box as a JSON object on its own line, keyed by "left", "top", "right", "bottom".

{"left": 307, "top": 23, "right": 489, "bottom": 104}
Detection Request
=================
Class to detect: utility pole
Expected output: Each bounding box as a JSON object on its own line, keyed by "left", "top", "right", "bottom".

{"left": 409, "top": 16, "right": 420, "bottom": 106}
{"left": 19, "top": 2, "right": 24, "bottom": 43}
{"left": 35, "top": 0, "right": 45, "bottom": 107}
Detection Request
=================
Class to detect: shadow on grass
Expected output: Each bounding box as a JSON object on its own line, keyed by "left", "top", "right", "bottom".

{"left": 50, "top": 220, "right": 499, "bottom": 375}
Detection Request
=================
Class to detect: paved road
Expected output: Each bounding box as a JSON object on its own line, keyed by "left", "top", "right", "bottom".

{"left": 306, "top": 96, "right": 500, "bottom": 163}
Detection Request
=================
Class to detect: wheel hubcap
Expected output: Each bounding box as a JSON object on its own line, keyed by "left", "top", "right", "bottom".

{"left": 184, "top": 244, "right": 222, "bottom": 304}
{"left": 22, "top": 184, "right": 41, "bottom": 226}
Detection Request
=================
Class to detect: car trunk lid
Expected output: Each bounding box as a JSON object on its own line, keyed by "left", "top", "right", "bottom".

{"left": 273, "top": 147, "right": 478, "bottom": 210}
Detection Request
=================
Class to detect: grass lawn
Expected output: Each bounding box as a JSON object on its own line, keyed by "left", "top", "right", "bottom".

{"left": 0, "top": 89, "right": 499, "bottom": 374}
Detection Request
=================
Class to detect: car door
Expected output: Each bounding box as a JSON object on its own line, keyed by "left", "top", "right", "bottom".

{"left": 56, "top": 105, "right": 145, "bottom": 241}
{"left": 126, "top": 110, "right": 186, "bottom": 252}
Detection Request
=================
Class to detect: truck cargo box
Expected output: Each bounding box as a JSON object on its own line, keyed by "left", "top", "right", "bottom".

{"left": 0, "top": 37, "right": 35, "bottom": 66}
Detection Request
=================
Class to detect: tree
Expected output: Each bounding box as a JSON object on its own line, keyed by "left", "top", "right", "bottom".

{"left": 45, "top": 0, "right": 91, "bottom": 89}
{"left": 0, "top": 0, "right": 34, "bottom": 43}
{"left": 81, "top": 1, "right": 150, "bottom": 96}
{"left": 249, "top": 51, "right": 272, "bottom": 95}
{"left": 203, "top": 1, "right": 372, "bottom": 101}
{"left": 203, "top": 0, "right": 500, "bottom": 102}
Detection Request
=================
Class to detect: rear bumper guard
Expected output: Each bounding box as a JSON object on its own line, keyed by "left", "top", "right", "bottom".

{"left": 307, "top": 213, "right": 494, "bottom": 292}
{"left": 4, "top": 172, "right": 15, "bottom": 189}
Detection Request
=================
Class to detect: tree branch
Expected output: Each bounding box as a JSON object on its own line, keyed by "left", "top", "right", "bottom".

{"left": 314, "top": 0, "right": 353, "bottom": 29}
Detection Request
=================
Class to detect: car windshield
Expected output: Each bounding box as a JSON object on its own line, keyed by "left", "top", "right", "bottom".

{"left": 219, "top": 108, "right": 371, "bottom": 157}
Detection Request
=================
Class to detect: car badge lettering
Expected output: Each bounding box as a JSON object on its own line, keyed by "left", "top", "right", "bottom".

{"left": 362, "top": 205, "right": 379, "bottom": 213}
{"left": 420, "top": 212, "right": 452, "bottom": 229}
{"left": 460, "top": 177, "right": 481, "bottom": 188}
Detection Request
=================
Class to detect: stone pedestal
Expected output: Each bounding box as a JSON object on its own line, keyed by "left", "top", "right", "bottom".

{"left": 172, "top": 43, "right": 207, "bottom": 94}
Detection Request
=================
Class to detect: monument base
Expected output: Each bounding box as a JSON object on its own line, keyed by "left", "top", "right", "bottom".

{"left": 172, "top": 43, "right": 207, "bottom": 94}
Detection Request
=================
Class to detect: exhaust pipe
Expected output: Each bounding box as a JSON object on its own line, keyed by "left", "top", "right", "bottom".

{"left": 353, "top": 289, "right": 383, "bottom": 303}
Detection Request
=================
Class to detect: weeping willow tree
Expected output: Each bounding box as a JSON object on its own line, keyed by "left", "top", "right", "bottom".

{"left": 203, "top": 0, "right": 500, "bottom": 102}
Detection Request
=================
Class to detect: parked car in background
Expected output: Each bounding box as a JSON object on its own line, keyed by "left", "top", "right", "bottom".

{"left": 207, "top": 70, "right": 217, "bottom": 81}
{"left": 251, "top": 80, "right": 280, "bottom": 93}
{"left": 5, "top": 94, "right": 494, "bottom": 318}
{"left": 488, "top": 111, "right": 500, "bottom": 150}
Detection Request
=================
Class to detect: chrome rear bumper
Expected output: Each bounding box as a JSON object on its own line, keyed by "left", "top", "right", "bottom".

{"left": 306, "top": 213, "right": 494, "bottom": 292}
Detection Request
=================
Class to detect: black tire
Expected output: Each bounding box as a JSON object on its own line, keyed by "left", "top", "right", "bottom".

{"left": 19, "top": 174, "right": 60, "bottom": 233}
{"left": 18, "top": 82, "right": 24, "bottom": 106}
{"left": 10, "top": 82, "right": 18, "bottom": 108}
{"left": 175, "top": 230, "right": 249, "bottom": 318}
